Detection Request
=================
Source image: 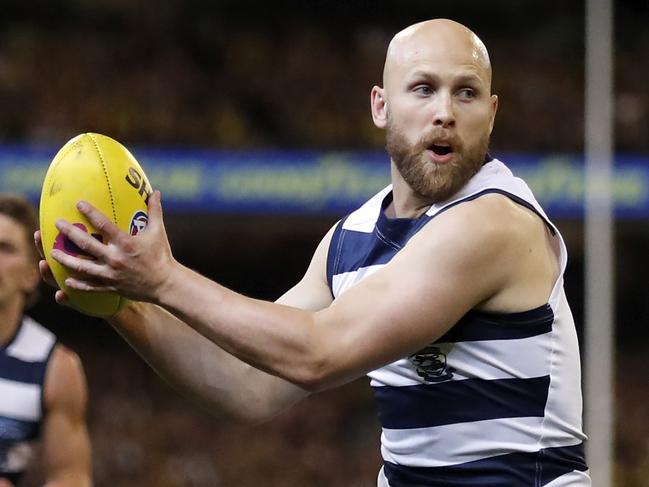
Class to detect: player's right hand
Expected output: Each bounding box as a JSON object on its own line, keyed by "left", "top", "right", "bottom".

{"left": 0, "top": 478, "right": 16, "bottom": 487}
{"left": 48, "top": 191, "right": 175, "bottom": 304}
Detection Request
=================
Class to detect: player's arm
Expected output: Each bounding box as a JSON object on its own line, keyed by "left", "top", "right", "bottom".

{"left": 37, "top": 222, "right": 336, "bottom": 421}
{"left": 51, "top": 193, "right": 535, "bottom": 391}
{"left": 103, "top": 225, "right": 335, "bottom": 420}
{"left": 41, "top": 345, "right": 92, "bottom": 487}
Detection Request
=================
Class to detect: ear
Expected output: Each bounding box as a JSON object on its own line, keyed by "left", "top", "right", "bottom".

{"left": 488, "top": 94, "right": 499, "bottom": 134}
{"left": 371, "top": 86, "right": 388, "bottom": 129}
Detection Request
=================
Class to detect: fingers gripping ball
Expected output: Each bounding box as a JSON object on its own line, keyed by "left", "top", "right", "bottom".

{"left": 39, "top": 133, "right": 152, "bottom": 316}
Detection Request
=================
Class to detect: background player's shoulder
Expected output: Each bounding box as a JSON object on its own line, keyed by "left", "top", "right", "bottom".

{"left": 5, "top": 317, "right": 55, "bottom": 363}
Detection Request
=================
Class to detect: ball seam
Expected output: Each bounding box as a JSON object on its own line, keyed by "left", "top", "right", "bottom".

{"left": 88, "top": 134, "right": 122, "bottom": 316}
{"left": 87, "top": 134, "right": 119, "bottom": 225}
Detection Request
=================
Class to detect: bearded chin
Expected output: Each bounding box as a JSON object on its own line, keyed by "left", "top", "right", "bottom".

{"left": 386, "top": 125, "right": 490, "bottom": 204}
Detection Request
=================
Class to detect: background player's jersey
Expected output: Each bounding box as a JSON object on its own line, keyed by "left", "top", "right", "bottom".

{"left": 327, "top": 159, "right": 591, "bottom": 486}
{"left": 0, "top": 317, "right": 56, "bottom": 484}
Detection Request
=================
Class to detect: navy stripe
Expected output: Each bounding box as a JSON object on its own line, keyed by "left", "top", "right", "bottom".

{"left": 384, "top": 443, "right": 587, "bottom": 486}
{"left": 437, "top": 305, "right": 554, "bottom": 343}
{"left": 332, "top": 188, "right": 556, "bottom": 280}
{"left": 537, "top": 442, "right": 588, "bottom": 484}
{"left": 0, "top": 355, "right": 47, "bottom": 385}
{"left": 326, "top": 217, "right": 346, "bottom": 296}
{"left": 375, "top": 192, "right": 433, "bottom": 247}
{"left": 332, "top": 229, "right": 401, "bottom": 274}
{"left": 374, "top": 376, "right": 550, "bottom": 429}
{"left": 0, "top": 415, "right": 39, "bottom": 441}
{"left": 333, "top": 192, "right": 432, "bottom": 277}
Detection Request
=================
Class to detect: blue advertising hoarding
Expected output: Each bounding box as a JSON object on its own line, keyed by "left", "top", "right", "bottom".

{"left": 0, "top": 145, "right": 647, "bottom": 218}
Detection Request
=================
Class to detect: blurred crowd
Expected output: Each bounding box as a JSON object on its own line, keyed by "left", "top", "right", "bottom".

{"left": 20, "top": 328, "right": 382, "bottom": 487}
{"left": 0, "top": 1, "right": 647, "bottom": 152}
{"left": 3, "top": 1, "right": 649, "bottom": 486}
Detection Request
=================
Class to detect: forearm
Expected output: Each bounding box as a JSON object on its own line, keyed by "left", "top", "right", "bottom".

{"left": 107, "top": 301, "right": 307, "bottom": 420}
{"left": 153, "top": 263, "right": 333, "bottom": 389}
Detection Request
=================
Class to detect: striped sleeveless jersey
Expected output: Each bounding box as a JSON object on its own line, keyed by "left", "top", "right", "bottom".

{"left": 327, "top": 159, "right": 590, "bottom": 486}
{"left": 0, "top": 317, "right": 56, "bottom": 484}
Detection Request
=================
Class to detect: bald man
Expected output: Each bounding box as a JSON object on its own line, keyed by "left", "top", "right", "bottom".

{"left": 39, "top": 19, "right": 590, "bottom": 486}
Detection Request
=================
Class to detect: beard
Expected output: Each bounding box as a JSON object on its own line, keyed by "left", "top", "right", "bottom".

{"left": 386, "top": 120, "right": 490, "bottom": 203}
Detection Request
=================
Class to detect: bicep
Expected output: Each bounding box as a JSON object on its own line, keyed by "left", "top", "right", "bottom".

{"left": 313, "top": 206, "right": 511, "bottom": 386}
{"left": 259, "top": 223, "right": 336, "bottom": 393}
{"left": 42, "top": 346, "right": 92, "bottom": 485}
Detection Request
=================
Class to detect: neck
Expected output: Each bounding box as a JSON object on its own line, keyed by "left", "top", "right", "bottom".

{"left": 388, "top": 162, "right": 434, "bottom": 219}
{"left": 0, "top": 298, "right": 24, "bottom": 347}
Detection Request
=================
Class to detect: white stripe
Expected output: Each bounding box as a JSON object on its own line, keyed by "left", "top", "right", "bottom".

{"left": 342, "top": 185, "right": 391, "bottom": 233}
{"left": 6, "top": 317, "right": 55, "bottom": 362}
{"left": 380, "top": 417, "right": 583, "bottom": 467}
{"left": 544, "top": 469, "right": 591, "bottom": 486}
{"left": 376, "top": 466, "right": 390, "bottom": 487}
{"left": 4, "top": 441, "right": 36, "bottom": 472}
{"left": 332, "top": 265, "right": 383, "bottom": 298}
{"left": 369, "top": 333, "right": 553, "bottom": 387}
{"left": 0, "top": 378, "right": 41, "bottom": 421}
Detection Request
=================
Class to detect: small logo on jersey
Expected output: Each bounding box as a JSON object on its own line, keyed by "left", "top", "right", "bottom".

{"left": 409, "top": 345, "right": 455, "bottom": 383}
{"left": 129, "top": 211, "right": 148, "bottom": 236}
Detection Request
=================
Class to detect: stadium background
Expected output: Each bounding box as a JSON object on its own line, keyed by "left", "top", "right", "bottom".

{"left": 1, "top": 0, "right": 648, "bottom": 485}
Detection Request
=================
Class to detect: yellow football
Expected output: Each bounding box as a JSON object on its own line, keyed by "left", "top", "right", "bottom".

{"left": 39, "top": 133, "right": 152, "bottom": 317}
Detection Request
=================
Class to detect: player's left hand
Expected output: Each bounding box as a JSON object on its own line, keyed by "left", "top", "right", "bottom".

{"left": 50, "top": 190, "right": 175, "bottom": 303}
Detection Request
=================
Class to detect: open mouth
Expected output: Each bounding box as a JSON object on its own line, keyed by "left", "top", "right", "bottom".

{"left": 430, "top": 144, "right": 453, "bottom": 156}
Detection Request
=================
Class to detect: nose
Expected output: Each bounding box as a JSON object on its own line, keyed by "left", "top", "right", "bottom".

{"left": 432, "top": 92, "right": 455, "bottom": 128}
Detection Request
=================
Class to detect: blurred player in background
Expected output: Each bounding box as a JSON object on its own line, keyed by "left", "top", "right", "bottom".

{"left": 0, "top": 195, "right": 91, "bottom": 487}
{"left": 40, "top": 19, "right": 589, "bottom": 486}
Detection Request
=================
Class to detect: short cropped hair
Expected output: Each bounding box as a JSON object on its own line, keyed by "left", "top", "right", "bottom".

{"left": 0, "top": 194, "right": 40, "bottom": 306}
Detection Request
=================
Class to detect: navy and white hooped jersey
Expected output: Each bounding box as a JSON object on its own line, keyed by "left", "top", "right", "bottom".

{"left": 327, "top": 159, "right": 590, "bottom": 486}
{"left": 0, "top": 317, "right": 56, "bottom": 484}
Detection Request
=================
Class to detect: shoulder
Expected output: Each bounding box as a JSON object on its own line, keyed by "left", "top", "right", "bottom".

{"left": 399, "top": 194, "right": 547, "bottom": 298}
{"left": 7, "top": 317, "right": 56, "bottom": 362}
{"left": 43, "top": 344, "right": 88, "bottom": 416}
{"left": 417, "top": 193, "right": 540, "bottom": 256}
{"left": 404, "top": 193, "right": 555, "bottom": 312}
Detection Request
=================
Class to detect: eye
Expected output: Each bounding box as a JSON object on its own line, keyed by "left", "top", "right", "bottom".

{"left": 413, "top": 84, "right": 434, "bottom": 96}
{"left": 0, "top": 241, "right": 16, "bottom": 253}
{"left": 457, "top": 88, "right": 477, "bottom": 100}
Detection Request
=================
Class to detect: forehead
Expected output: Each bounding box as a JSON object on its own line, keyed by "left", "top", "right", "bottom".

{"left": 385, "top": 28, "right": 490, "bottom": 87}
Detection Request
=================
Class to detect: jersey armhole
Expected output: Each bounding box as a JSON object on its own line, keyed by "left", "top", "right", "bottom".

{"left": 38, "top": 339, "right": 58, "bottom": 432}
{"left": 326, "top": 217, "right": 347, "bottom": 297}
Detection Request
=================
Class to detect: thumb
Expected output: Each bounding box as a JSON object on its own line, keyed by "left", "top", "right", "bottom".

{"left": 146, "top": 190, "right": 165, "bottom": 233}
